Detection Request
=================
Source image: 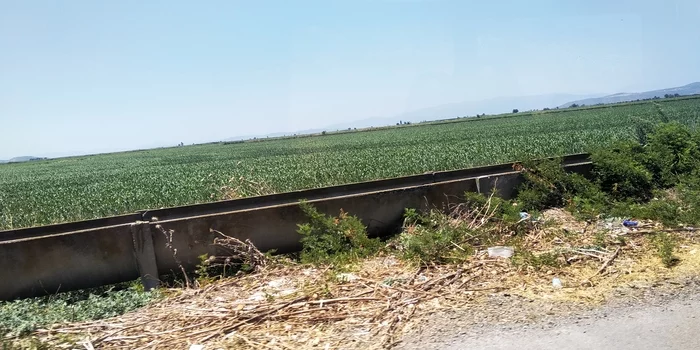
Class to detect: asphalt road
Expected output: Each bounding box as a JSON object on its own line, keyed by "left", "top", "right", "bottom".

{"left": 443, "top": 295, "right": 700, "bottom": 350}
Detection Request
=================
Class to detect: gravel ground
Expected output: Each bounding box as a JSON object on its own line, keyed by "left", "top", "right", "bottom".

{"left": 399, "top": 276, "right": 700, "bottom": 350}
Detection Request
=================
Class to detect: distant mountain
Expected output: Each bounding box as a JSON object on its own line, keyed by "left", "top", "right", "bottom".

{"left": 223, "top": 118, "right": 398, "bottom": 142}
{"left": 0, "top": 156, "right": 47, "bottom": 164}
{"left": 223, "top": 93, "right": 601, "bottom": 142}
{"left": 559, "top": 82, "right": 700, "bottom": 108}
{"left": 393, "top": 93, "right": 602, "bottom": 123}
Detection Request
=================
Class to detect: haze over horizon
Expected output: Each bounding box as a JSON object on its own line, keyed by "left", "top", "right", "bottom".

{"left": 2, "top": 0, "right": 700, "bottom": 159}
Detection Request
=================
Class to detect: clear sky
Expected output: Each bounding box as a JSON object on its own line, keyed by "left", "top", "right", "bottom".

{"left": 1, "top": 0, "right": 699, "bottom": 159}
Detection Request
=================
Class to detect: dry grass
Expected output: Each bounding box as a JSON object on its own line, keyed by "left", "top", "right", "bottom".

{"left": 215, "top": 176, "right": 276, "bottom": 200}
{"left": 26, "top": 209, "right": 700, "bottom": 350}
{"left": 31, "top": 257, "right": 511, "bottom": 350}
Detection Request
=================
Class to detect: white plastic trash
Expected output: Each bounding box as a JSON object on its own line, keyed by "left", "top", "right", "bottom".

{"left": 487, "top": 246, "right": 514, "bottom": 258}
{"left": 552, "top": 278, "right": 563, "bottom": 289}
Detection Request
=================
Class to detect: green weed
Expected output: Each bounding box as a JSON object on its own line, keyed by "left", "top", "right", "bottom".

{"left": 396, "top": 209, "right": 475, "bottom": 264}
{"left": 653, "top": 232, "right": 679, "bottom": 268}
{"left": 297, "top": 201, "right": 382, "bottom": 265}
{"left": 0, "top": 283, "right": 159, "bottom": 338}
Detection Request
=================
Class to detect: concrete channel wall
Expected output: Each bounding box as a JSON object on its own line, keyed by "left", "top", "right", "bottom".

{"left": 0, "top": 155, "right": 591, "bottom": 300}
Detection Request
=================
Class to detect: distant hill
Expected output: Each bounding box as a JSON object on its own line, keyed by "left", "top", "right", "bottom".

{"left": 559, "top": 82, "right": 700, "bottom": 108}
{"left": 0, "top": 156, "right": 47, "bottom": 164}
{"left": 223, "top": 83, "right": 700, "bottom": 143}
{"left": 224, "top": 93, "right": 601, "bottom": 141}
{"left": 393, "top": 93, "right": 602, "bottom": 123}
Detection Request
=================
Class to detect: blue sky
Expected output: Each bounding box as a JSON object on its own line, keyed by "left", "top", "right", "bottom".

{"left": 1, "top": 0, "right": 699, "bottom": 159}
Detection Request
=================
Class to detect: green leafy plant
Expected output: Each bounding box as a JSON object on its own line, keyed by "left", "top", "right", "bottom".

{"left": 0, "top": 283, "right": 159, "bottom": 338}
{"left": 590, "top": 144, "right": 653, "bottom": 202}
{"left": 396, "top": 192, "right": 521, "bottom": 264}
{"left": 653, "top": 231, "right": 679, "bottom": 268}
{"left": 516, "top": 159, "right": 604, "bottom": 213}
{"left": 397, "top": 209, "right": 475, "bottom": 264}
{"left": 297, "top": 201, "right": 381, "bottom": 265}
{"left": 464, "top": 191, "right": 522, "bottom": 223}
{"left": 644, "top": 122, "right": 700, "bottom": 187}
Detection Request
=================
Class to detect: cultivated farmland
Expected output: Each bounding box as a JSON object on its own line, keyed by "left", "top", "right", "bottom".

{"left": 1, "top": 98, "right": 699, "bottom": 230}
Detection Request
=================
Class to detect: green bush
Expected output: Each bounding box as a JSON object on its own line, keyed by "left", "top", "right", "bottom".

{"left": 463, "top": 191, "right": 522, "bottom": 223}
{"left": 397, "top": 209, "right": 474, "bottom": 264}
{"left": 516, "top": 159, "right": 570, "bottom": 210}
{"left": 514, "top": 123, "right": 700, "bottom": 222}
{"left": 590, "top": 145, "right": 653, "bottom": 202}
{"left": 588, "top": 123, "right": 700, "bottom": 225}
{"left": 644, "top": 122, "right": 700, "bottom": 187}
{"left": 676, "top": 177, "right": 700, "bottom": 225}
{"left": 297, "top": 201, "right": 381, "bottom": 265}
{"left": 397, "top": 192, "right": 526, "bottom": 264}
{"left": 567, "top": 193, "right": 608, "bottom": 221}
{"left": 653, "top": 231, "right": 679, "bottom": 268}
{"left": 516, "top": 159, "right": 604, "bottom": 212}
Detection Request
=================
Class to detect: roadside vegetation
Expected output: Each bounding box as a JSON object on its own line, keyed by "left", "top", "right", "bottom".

{"left": 5, "top": 121, "right": 700, "bottom": 349}
{"left": 0, "top": 283, "right": 159, "bottom": 348}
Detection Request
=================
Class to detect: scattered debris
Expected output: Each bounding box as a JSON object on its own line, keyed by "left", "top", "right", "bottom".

{"left": 487, "top": 246, "right": 515, "bottom": 258}
{"left": 623, "top": 219, "right": 639, "bottom": 228}
{"left": 595, "top": 247, "right": 622, "bottom": 276}
{"left": 33, "top": 257, "right": 510, "bottom": 349}
{"left": 336, "top": 273, "right": 359, "bottom": 282}
{"left": 21, "top": 208, "right": 700, "bottom": 349}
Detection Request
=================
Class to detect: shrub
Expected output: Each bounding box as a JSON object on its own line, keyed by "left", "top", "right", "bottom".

{"left": 590, "top": 145, "right": 653, "bottom": 202}
{"left": 516, "top": 159, "right": 604, "bottom": 212}
{"left": 676, "top": 176, "right": 700, "bottom": 225}
{"left": 653, "top": 231, "right": 679, "bottom": 268}
{"left": 516, "top": 159, "right": 570, "bottom": 210}
{"left": 397, "top": 192, "right": 525, "bottom": 264}
{"left": 644, "top": 122, "right": 700, "bottom": 187}
{"left": 463, "top": 191, "right": 521, "bottom": 223}
{"left": 397, "top": 209, "right": 474, "bottom": 264}
{"left": 567, "top": 193, "right": 608, "bottom": 221}
{"left": 638, "top": 198, "right": 682, "bottom": 227}
{"left": 297, "top": 201, "right": 381, "bottom": 265}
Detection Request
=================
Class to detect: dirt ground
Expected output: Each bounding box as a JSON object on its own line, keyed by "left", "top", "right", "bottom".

{"left": 399, "top": 276, "right": 700, "bottom": 350}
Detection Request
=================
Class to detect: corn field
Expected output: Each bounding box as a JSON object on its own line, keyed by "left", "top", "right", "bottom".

{"left": 1, "top": 98, "right": 699, "bottom": 230}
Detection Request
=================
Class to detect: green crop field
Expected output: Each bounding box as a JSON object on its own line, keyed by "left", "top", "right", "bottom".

{"left": 1, "top": 97, "right": 700, "bottom": 230}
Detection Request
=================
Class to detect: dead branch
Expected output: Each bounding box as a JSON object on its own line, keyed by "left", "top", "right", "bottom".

{"left": 210, "top": 229, "right": 269, "bottom": 272}
{"left": 595, "top": 247, "right": 621, "bottom": 276}
{"left": 155, "top": 225, "right": 190, "bottom": 288}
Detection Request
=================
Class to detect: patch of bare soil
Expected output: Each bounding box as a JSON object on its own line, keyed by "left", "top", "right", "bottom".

{"left": 23, "top": 210, "right": 700, "bottom": 350}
